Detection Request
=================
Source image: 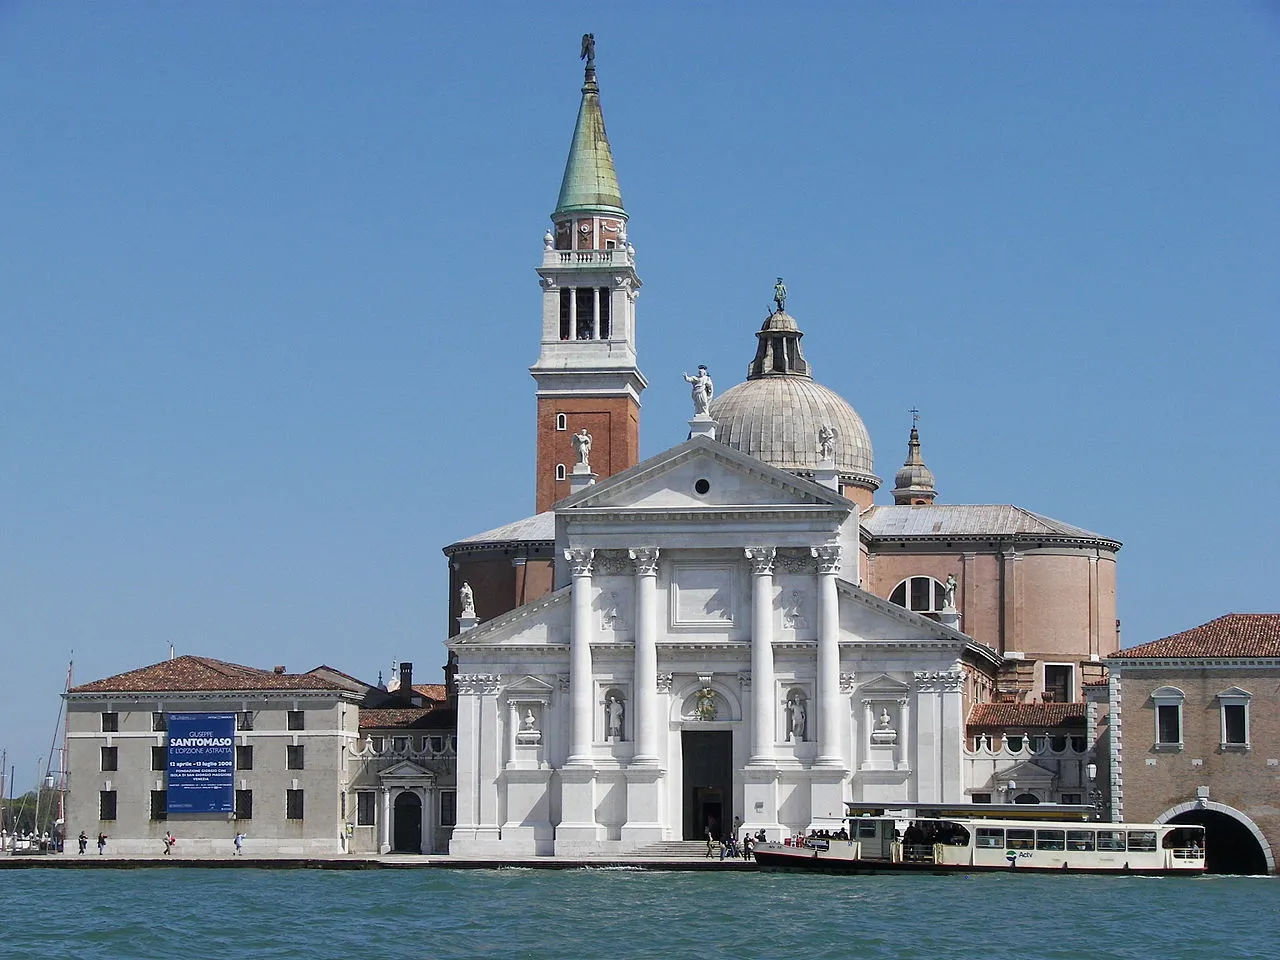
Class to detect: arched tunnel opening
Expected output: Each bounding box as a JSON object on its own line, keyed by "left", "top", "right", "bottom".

{"left": 1169, "top": 810, "right": 1270, "bottom": 875}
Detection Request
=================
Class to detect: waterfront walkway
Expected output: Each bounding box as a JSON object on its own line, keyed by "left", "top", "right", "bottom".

{"left": 0, "top": 841, "right": 755, "bottom": 871}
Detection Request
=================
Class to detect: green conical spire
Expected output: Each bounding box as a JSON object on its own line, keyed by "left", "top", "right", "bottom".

{"left": 554, "top": 53, "right": 625, "bottom": 217}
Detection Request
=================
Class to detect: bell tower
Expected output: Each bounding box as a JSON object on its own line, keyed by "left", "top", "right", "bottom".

{"left": 531, "top": 36, "right": 646, "bottom": 513}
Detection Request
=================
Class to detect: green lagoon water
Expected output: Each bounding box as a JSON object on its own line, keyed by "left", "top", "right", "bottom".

{"left": 0, "top": 869, "right": 1273, "bottom": 960}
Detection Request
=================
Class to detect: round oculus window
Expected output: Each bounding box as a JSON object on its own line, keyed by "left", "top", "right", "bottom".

{"left": 694, "top": 478, "right": 711, "bottom": 495}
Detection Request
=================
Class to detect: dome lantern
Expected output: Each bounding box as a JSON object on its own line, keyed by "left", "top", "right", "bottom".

{"left": 891, "top": 418, "right": 938, "bottom": 505}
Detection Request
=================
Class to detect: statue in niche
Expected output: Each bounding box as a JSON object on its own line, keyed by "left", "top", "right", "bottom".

{"left": 943, "top": 574, "right": 958, "bottom": 611}
{"left": 695, "top": 686, "right": 718, "bottom": 721}
{"left": 459, "top": 581, "right": 475, "bottom": 618}
{"left": 517, "top": 707, "right": 541, "bottom": 745}
{"left": 572, "top": 428, "right": 592, "bottom": 468}
{"left": 773, "top": 277, "right": 788, "bottom": 313}
{"left": 818, "top": 424, "right": 836, "bottom": 461}
{"left": 788, "top": 696, "right": 807, "bottom": 742}
{"left": 783, "top": 589, "right": 808, "bottom": 630}
{"left": 871, "top": 704, "right": 897, "bottom": 745}
{"left": 605, "top": 694, "right": 625, "bottom": 741}
{"left": 682, "top": 365, "right": 714, "bottom": 416}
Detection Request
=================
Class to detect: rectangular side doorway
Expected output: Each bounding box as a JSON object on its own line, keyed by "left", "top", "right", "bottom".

{"left": 682, "top": 730, "right": 733, "bottom": 840}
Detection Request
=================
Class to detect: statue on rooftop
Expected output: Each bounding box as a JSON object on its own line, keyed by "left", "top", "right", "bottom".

{"left": 683, "top": 365, "right": 714, "bottom": 416}
{"left": 818, "top": 424, "right": 836, "bottom": 461}
{"left": 773, "top": 277, "right": 787, "bottom": 313}
{"left": 943, "top": 574, "right": 958, "bottom": 611}
{"left": 460, "top": 581, "right": 475, "bottom": 618}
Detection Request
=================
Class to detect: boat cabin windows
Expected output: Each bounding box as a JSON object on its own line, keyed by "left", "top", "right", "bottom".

{"left": 1096, "top": 830, "right": 1126, "bottom": 851}
{"left": 1006, "top": 829, "right": 1035, "bottom": 850}
{"left": 1126, "top": 831, "right": 1157, "bottom": 852}
{"left": 976, "top": 828, "right": 1004, "bottom": 849}
{"left": 856, "top": 821, "right": 879, "bottom": 839}
{"left": 1066, "top": 830, "right": 1095, "bottom": 851}
{"left": 1035, "top": 829, "right": 1066, "bottom": 851}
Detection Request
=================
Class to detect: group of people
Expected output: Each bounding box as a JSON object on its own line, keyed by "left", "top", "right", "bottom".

{"left": 70, "top": 830, "right": 248, "bottom": 856}
{"left": 75, "top": 831, "right": 109, "bottom": 854}
{"left": 704, "top": 817, "right": 767, "bottom": 862}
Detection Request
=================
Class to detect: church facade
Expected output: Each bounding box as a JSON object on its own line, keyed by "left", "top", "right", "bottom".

{"left": 446, "top": 48, "right": 1121, "bottom": 857}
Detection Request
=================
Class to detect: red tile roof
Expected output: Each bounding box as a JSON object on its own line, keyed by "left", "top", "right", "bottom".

{"left": 412, "top": 683, "right": 448, "bottom": 702}
{"left": 1110, "top": 614, "right": 1280, "bottom": 660}
{"left": 967, "top": 702, "right": 1086, "bottom": 728}
{"left": 69, "top": 656, "right": 346, "bottom": 694}
{"left": 359, "top": 707, "right": 454, "bottom": 730}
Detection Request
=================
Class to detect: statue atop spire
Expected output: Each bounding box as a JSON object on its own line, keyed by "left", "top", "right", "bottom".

{"left": 580, "top": 33, "right": 596, "bottom": 82}
{"left": 773, "top": 277, "right": 787, "bottom": 314}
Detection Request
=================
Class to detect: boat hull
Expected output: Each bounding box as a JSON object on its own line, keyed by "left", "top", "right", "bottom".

{"left": 753, "top": 847, "right": 1200, "bottom": 876}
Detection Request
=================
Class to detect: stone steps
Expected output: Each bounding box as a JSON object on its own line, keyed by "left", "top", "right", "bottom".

{"left": 631, "top": 840, "right": 721, "bottom": 859}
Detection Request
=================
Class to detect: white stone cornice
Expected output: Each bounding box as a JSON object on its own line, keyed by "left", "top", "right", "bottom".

{"left": 913, "top": 670, "right": 964, "bottom": 692}
{"left": 455, "top": 673, "right": 502, "bottom": 695}
{"left": 1108, "top": 657, "right": 1280, "bottom": 669}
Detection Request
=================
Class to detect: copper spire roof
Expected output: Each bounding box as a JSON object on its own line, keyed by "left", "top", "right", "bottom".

{"left": 554, "top": 44, "right": 624, "bottom": 216}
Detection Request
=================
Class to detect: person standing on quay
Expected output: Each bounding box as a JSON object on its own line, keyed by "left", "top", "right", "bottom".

{"left": 233, "top": 832, "right": 246, "bottom": 856}
{"left": 97, "top": 832, "right": 107, "bottom": 855}
{"left": 163, "top": 831, "right": 175, "bottom": 855}
{"left": 77, "top": 831, "right": 87, "bottom": 854}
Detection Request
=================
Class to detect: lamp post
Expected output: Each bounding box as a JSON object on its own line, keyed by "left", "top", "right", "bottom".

{"left": 1086, "top": 762, "right": 1104, "bottom": 821}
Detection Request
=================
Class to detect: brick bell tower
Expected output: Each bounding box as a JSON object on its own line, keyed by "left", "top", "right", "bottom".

{"left": 531, "top": 36, "right": 646, "bottom": 513}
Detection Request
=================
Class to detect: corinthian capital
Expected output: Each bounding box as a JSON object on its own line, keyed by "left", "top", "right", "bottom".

{"left": 629, "top": 547, "right": 660, "bottom": 576}
{"left": 564, "top": 547, "right": 594, "bottom": 577}
{"left": 744, "top": 546, "right": 777, "bottom": 575}
{"left": 812, "top": 544, "right": 842, "bottom": 575}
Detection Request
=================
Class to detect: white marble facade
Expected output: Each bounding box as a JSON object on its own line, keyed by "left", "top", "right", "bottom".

{"left": 448, "top": 437, "right": 999, "bottom": 857}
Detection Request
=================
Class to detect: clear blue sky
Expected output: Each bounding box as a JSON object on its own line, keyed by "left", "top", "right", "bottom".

{"left": 3, "top": 3, "right": 1277, "bottom": 786}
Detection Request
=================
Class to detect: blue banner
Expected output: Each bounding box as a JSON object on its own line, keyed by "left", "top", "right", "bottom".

{"left": 166, "top": 713, "right": 236, "bottom": 813}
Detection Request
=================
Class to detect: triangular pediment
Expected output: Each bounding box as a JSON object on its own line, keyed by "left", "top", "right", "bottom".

{"left": 379, "top": 760, "right": 435, "bottom": 783}
{"left": 857, "top": 673, "right": 911, "bottom": 696}
{"left": 997, "top": 760, "right": 1057, "bottom": 787}
{"left": 447, "top": 588, "right": 571, "bottom": 648}
{"left": 558, "top": 436, "right": 852, "bottom": 513}
{"left": 505, "top": 675, "right": 555, "bottom": 696}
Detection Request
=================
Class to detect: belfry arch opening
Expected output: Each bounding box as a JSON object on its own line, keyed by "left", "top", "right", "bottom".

{"left": 1167, "top": 809, "right": 1269, "bottom": 875}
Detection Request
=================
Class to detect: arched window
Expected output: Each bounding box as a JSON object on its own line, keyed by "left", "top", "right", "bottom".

{"left": 889, "top": 576, "right": 947, "bottom": 619}
{"left": 555, "top": 464, "right": 566, "bottom": 481}
{"left": 556, "top": 413, "right": 568, "bottom": 431}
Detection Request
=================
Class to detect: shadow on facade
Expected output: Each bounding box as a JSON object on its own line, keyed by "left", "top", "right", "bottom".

{"left": 1169, "top": 810, "right": 1268, "bottom": 875}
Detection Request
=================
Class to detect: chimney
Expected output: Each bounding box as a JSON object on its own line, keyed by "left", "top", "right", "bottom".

{"left": 273, "top": 665, "right": 286, "bottom": 674}
{"left": 399, "top": 661, "right": 413, "bottom": 700}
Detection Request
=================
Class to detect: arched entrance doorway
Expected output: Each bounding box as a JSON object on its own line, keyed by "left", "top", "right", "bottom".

{"left": 393, "top": 791, "right": 422, "bottom": 854}
{"left": 1167, "top": 808, "right": 1270, "bottom": 875}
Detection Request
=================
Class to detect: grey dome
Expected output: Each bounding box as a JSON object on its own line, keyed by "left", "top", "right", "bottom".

{"left": 710, "top": 377, "right": 879, "bottom": 489}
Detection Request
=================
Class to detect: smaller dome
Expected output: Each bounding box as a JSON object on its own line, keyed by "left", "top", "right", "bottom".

{"left": 891, "top": 425, "right": 937, "bottom": 505}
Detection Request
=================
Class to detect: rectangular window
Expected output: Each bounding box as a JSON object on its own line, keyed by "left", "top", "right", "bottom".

{"left": 1066, "top": 830, "right": 1096, "bottom": 852}
{"left": 1127, "top": 831, "right": 1157, "bottom": 852}
{"left": 152, "top": 746, "right": 167, "bottom": 771}
{"left": 857, "top": 821, "right": 879, "bottom": 839}
{"left": 357, "top": 792, "right": 376, "bottom": 826}
{"left": 100, "top": 746, "right": 118, "bottom": 771}
{"left": 1060, "top": 793, "right": 1082, "bottom": 805}
{"left": 1043, "top": 664, "right": 1073, "bottom": 703}
{"left": 575, "top": 287, "right": 594, "bottom": 339}
{"left": 976, "top": 828, "right": 1005, "bottom": 849}
{"left": 152, "top": 712, "right": 167, "bottom": 732}
{"left": 559, "top": 288, "right": 572, "bottom": 340}
{"left": 1157, "top": 704, "right": 1181, "bottom": 745}
{"left": 237, "top": 712, "right": 254, "bottom": 731}
{"left": 598, "top": 287, "right": 611, "bottom": 338}
{"left": 430, "top": 736, "right": 444, "bottom": 753}
{"left": 287, "top": 711, "right": 305, "bottom": 731}
{"left": 286, "top": 789, "right": 304, "bottom": 820}
{"left": 150, "top": 790, "right": 167, "bottom": 821}
{"left": 287, "top": 745, "right": 304, "bottom": 770}
{"left": 392, "top": 736, "right": 408, "bottom": 753}
{"left": 236, "top": 745, "right": 253, "bottom": 770}
{"left": 101, "top": 712, "right": 118, "bottom": 733}
{"left": 1035, "top": 829, "right": 1066, "bottom": 851}
{"left": 371, "top": 736, "right": 384, "bottom": 753}
{"left": 1096, "top": 830, "right": 1126, "bottom": 851}
{"left": 99, "top": 790, "right": 117, "bottom": 821}
{"left": 235, "top": 789, "right": 253, "bottom": 820}
{"left": 440, "top": 790, "right": 457, "bottom": 827}
{"left": 1006, "top": 829, "right": 1035, "bottom": 850}
{"left": 971, "top": 793, "right": 992, "bottom": 804}
{"left": 1223, "top": 704, "right": 1247, "bottom": 745}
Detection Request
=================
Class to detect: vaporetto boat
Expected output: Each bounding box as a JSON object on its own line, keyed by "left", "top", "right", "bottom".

{"left": 752, "top": 803, "right": 1206, "bottom": 875}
